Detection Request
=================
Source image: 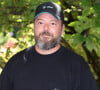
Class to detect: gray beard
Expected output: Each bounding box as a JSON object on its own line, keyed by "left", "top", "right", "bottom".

{"left": 35, "top": 36, "right": 61, "bottom": 50}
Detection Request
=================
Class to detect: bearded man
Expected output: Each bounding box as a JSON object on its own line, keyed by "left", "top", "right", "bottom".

{"left": 0, "top": 2, "right": 99, "bottom": 90}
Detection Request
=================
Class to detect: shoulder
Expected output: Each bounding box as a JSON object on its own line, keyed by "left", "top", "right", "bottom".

{"left": 61, "top": 46, "right": 88, "bottom": 68}
{"left": 61, "top": 46, "right": 82, "bottom": 60}
{"left": 6, "top": 46, "right": 34, "bottom": 66}
{"left": 0, "top": 46, "right": 34, "bottom": 77}
{"left": 62, "top": 46, "right": 90, "bottom": 73}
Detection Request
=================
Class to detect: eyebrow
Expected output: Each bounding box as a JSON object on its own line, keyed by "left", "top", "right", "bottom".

{"left": 36, "top": 18, "right": 57, "bottom": 22}
{"left": 35, "top": 19, "right": 43, "bottom": 21}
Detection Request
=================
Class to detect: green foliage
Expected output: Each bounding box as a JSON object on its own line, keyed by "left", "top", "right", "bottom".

{"left": 64, "top": 0, "right": 100, "bottom": 53}
{"left": 61, "top": 0, "right": 100, "bottom": 81}
{"left": 0, "top": 33, "right": 9, "bottom": 45}
{"left": 73, "top": 34, "right": 86, "bottom": 45}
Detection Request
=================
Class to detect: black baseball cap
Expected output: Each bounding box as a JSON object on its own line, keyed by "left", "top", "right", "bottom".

{"left": 34, "top": 2, "right": 64, "bottom": 23}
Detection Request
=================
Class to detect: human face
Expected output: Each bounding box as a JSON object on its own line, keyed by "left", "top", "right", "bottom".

{"left": 34, "top": 13, "right": 64, "bottom": 50}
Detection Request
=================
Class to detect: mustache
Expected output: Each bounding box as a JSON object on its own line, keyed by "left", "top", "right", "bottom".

{"left": 39, "top": 32, "right": 53, "bottom": 37}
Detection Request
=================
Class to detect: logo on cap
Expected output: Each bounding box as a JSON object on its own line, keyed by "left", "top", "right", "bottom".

{"left": 42, "top": 5, "right": 53, "bottom": 9}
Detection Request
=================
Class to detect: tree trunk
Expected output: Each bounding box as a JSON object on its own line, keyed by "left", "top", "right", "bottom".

{"left": 82, "top": 44, "right": 100, "bottom": 79}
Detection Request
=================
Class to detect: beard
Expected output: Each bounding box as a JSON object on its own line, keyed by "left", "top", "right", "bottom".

{"left": 35, "top": 32, "right": 61, "bottom": 50}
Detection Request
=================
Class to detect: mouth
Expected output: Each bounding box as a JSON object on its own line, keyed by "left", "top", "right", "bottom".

{"left": 39, "top": 32, "right": 53, "bottom": 41}
{"left": 42, "top": 34, "right": 51, "bottom": 37}
{"left": 40, "top": 34, "right": 51, "bottom": 41}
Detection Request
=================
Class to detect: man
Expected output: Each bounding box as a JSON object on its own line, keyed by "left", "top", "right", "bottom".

{"left": 0, "top": 2, "right": 99, "bottom": 90}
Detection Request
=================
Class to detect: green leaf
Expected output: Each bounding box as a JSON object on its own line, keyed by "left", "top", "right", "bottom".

{"left": 64, "top": 34, "right": 72, "bottom": 41}
{"left": 68, "top": 21, "right": 77, "bottom": 27}
{"left": 81, "top": 0, "right": 92, "bottom": 7}
{"left": 85, "top": 37, "right": 95, "bottom": 52}
{"left": 73, "top": 34, "right": 86, "bottom": 45}
{"left": 74, "top": 16, "right": 93, "bottom": 33}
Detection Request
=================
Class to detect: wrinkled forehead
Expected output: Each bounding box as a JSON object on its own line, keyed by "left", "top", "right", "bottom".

{"left": 34, "top": 12, "right": 59, "bottom": 21}
{"left": 35, "top": 13, "right": 60, "bottom": 22}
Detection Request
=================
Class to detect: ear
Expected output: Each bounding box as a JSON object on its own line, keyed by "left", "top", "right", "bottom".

{"left": 61, "top": 24, "right": 65, "bottom": 35}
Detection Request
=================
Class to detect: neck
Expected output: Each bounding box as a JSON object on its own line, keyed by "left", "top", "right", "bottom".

{"left": 35, "top": 44, "right": 61, "bottom": 55}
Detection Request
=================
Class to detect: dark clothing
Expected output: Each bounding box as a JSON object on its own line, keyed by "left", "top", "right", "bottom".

{"left": 0, "top": 46, "right": 99, "bottom": 90}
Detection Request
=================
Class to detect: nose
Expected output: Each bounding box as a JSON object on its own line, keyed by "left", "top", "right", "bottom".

{"left": 44, "top": 24, "right": 49, "bottom": 32}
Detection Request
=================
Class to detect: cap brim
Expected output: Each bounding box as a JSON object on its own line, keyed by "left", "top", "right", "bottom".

{"left": 34, "top": 11, "right": 60, "bottom": 20}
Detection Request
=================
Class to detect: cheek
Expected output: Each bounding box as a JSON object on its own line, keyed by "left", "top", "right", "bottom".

{"left": 34, "top": 27, "right": 43, "bottom": 36}
{"left": 34, "top": 29, "right": 40, "bottom": 37}
{"left": 53, "top": 28, "right": 63, "bottom": 37}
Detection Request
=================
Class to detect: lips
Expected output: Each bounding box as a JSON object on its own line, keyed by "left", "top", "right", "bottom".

{"left": 40, "top": 35, "right": 51, "bottom": 41}
{"left": 42, "top": 34, "right": 51, "bottom": 37}
{"left": 39, "top": 32, "right": 53, "bottom": 39}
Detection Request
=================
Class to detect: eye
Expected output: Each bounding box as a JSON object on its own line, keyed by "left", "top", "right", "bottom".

{"left": 38, "top": 22, "right": 43, "bottom": 25}
{"left": 51, "top": 22, "right": 56, "bottom": 25}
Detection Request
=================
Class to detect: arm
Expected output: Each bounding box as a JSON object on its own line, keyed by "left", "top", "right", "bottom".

{"left": 79, "top": 58, "right": 99, "bottom": 90}
{"left": 0, "top": 48, "right": 27, "bottom": 90}
{"left": 0, "top": 62, "right": 13, "bottom": 90}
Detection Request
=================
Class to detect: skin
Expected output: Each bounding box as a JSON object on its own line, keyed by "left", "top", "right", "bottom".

{"left": 34, "top": 13, "right": 65, "bottom": 55}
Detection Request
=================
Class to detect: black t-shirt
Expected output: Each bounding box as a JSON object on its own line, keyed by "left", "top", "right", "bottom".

{"left": 0, "top": 46, "right": 99, "bottom": 90}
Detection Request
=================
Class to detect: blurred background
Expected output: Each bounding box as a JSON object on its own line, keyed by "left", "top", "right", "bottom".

{"left": 0, "top": 0, "right": 100, "bottom": 88}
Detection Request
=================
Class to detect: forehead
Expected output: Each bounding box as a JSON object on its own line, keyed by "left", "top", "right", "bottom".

{"left": 35, "top": 13, "right": 57, "bottom": 21}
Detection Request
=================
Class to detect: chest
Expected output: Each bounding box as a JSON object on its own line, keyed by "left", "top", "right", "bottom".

{"left": 12, "top": 57, "right": 79, "bottom": 90}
